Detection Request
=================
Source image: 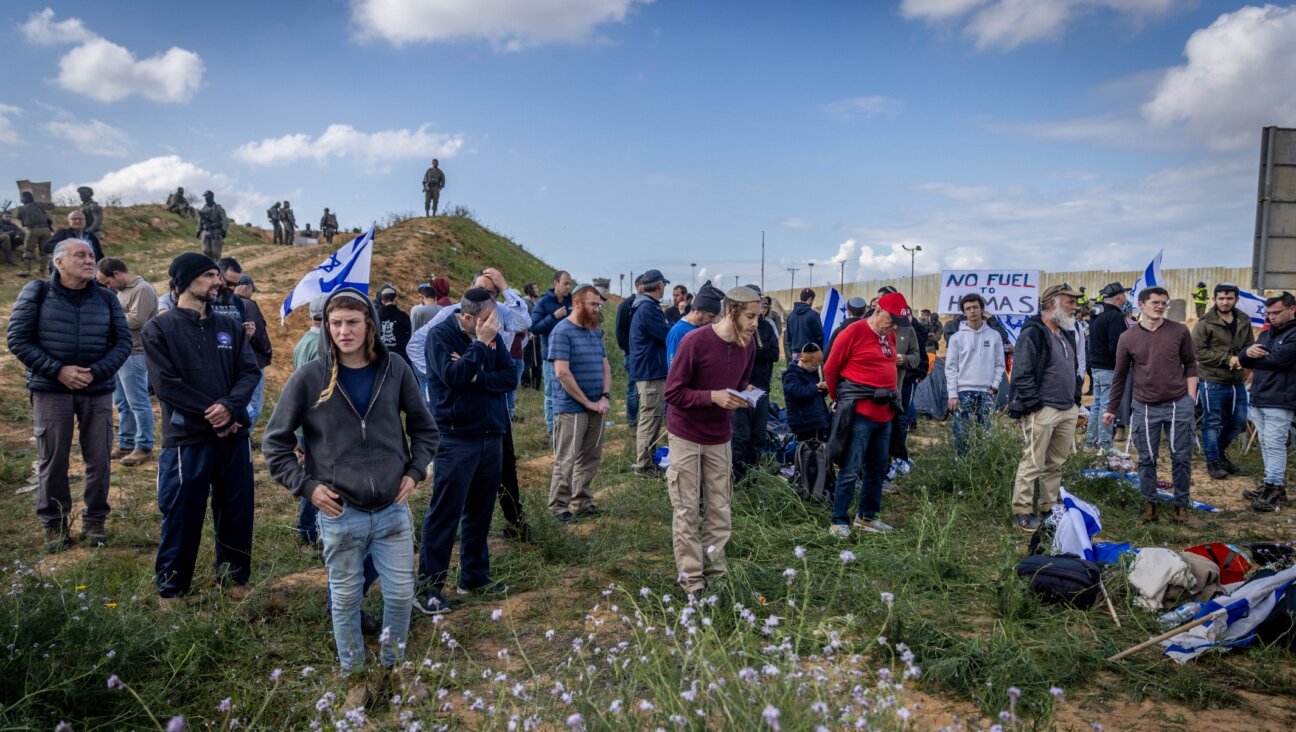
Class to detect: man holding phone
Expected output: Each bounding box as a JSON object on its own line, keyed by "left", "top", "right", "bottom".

{"left": 1239, "top": 292, "right": 1296, "bottom": 511}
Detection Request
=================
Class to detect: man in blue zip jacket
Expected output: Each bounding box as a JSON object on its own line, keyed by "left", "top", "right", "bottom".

{"left": 142, "top": 253, "right": 262, "bottom": 610}
{"left": 629, "top": 269, "right": 672, "bottom": 478}
{"left": 416, "top": 288, "right": 517, "bottom": 614}
{"left": 529, "top": 270, "right": 574, "bottom": 434}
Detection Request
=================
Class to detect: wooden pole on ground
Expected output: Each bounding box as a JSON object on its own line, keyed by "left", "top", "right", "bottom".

{"left": 1106, "top": 609, "right": 1225, "bottom": 662}
{"left": 1098, "top": 578, "right": 1120, "bottom": 628}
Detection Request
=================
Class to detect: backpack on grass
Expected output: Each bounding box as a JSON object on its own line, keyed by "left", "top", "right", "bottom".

{"left": 1014, "top": 554, "right": 1102, "bottom": 609}
{"left": 791, "top": 439, "right": 835, "bottom": 507}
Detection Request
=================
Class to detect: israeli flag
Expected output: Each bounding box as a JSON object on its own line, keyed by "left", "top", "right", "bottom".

{"left": 998, "top": 314, "right": 1028, "bottom": 346}
{"left": 1237, "top": 287, "right": 1268, "bottom": 327}
{"left": 1163, "top": 563, "right": 1296, "bottom": 663}
{"left": 281, "top": 226, "right": 375, "bottom": 323}
{"left": 1051, "top": 487, "right": 1101, "bottom": 562}
{"left": 1129, "top": 249, "right": 1164, "bottom": 313}
{"left": 821, "top": 287, "right": 845, "bottom": 348}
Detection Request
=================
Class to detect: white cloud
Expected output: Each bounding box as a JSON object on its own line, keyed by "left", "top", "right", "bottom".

{"left": 777, "top": 217, "right": 817, "bottom": 230}
{"left": 0, "top": 104, "right": 22, "bottom": 145}
{"left": 351, "top": 0, "right": 653, "bottom": 51}
{"left": 1143, "top": 4, "right": 1296, "bottom": 151}
{"left": 830, "top": 239, "right": 858, "bottom": 264}
{"left": 234, "top": 124, "right": 464, "bottom": 171}
{"left": 824, "top": 95, "right": 903, "bottom": 119}
{"left": 20, "top": 9, "right": 204, "bottom": 103}
{"left": 40, "top": 118, "right": 131, "bottom": 156}
{"left": 913, "top": 182, "right": 1002, "bottom": 200}
{"left": 900, "top": 0, "right": 1189, "bottom": 50}
{"left": 57, "top": 155, "right": 270, "bottom": 227}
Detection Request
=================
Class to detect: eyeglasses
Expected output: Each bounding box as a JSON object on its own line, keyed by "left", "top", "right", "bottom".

{"left": 1144, "top": 300, "right": 1168, "bottom": 309}
{"left": 877, "top": 333, "right": 893, "bottom": 358}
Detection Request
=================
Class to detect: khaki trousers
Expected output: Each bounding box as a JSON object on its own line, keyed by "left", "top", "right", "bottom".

{"left": 665, "top": 434, "right": 732, "bottom": 592}
{"left": 1011, "top": 405, "right": 1078, "bottom": 514}
{"left": 635, "top": 379, "right": 666, "bottom": 470}
{"left": 548, "top": 410, "right": 605, "bottom": 516}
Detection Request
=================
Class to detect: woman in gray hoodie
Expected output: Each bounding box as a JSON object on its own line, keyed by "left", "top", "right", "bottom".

{"left": 262, "top": 288, "right": 438, "bottom": 706}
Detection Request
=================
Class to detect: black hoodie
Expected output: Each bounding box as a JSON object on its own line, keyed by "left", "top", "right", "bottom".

{"left": 261, "top": 288, "right": 439, "bottom": 510}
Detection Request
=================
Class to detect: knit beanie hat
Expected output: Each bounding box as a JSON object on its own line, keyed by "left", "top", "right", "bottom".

{"left": 168, "top": 252, "right": 217, "bottom": 292}
{"left": 692, "top": 281, "right": 724, "bottom": 315}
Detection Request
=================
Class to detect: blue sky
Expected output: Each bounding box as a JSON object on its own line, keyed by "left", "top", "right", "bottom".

{"left": 3, "top": 1, "right": 1294, "bottom": 293}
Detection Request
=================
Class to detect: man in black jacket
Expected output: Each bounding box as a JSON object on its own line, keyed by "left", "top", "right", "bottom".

{"left": 143, "top": 253, "right": 262, "bottom": 610}
{"left": 417, "top": 288, "right": 517, "bottom": 615}
{"left": 7, "top": 239, "right": 130, "bottom": 552}
{"left": 616, "top": 275, "right": 644, "bottom": 423}
{"left": 1240, "top": 292, "right": 1296, "bottom": 510}
{"left": 786, "top": 288, "right": 824, "bottom": 355}
{"left": 376, "top": 284, "right": 413, "bottom": 363}
{"left": 1084, "top": 282, "right": 1129, "bottom": 450}
{"left": 731, "top": 290, "right": 780, "bottom": 480}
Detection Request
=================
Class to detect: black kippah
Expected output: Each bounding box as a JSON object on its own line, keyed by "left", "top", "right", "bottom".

{"left": 464, "top": 287, "right": 492, "bottom": 303}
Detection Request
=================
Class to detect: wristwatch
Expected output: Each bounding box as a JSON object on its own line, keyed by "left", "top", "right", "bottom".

{"left": 600, "top": 392, "right": 611, "bottom": 400}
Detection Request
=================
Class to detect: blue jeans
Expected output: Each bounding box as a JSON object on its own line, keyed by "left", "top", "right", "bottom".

{"left": 418, "top": 434, "right": 502, "bottom": 592}
{"left": 319, "top": 503, "right": 414, "bottom": 674}
{"left": 1085, "top": 369, "right": 1115, "bottom": 448}
{"left": 542, "top": 360, "right": 556, "bottom": 433}
{"left": 626, "top": 378, "right": 639, "bottom": 424}
{"left": 1253, "top": 407, "right": 1293, "bottom": 485}
{"left": 414, "top": 369, "right": 430, "bottom": 406}
{"left": 113, "top": 354, "right": 154, "bottom": 450}
{"left": 506, "top": 357, "right": 524, "bottom": 416}
{"left": 246, "top": 372, "right": 266, "bottom": 427}
{"left": 831, "top": 413, "right": 891, "bottom": 525}
{"left": 952, "top": 390, "right": 994, "bottom": 456}
{"left": 1199, "top": 381, "right": 1248, "bottom": 463}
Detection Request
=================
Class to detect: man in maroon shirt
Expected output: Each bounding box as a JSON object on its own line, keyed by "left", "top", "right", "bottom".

{"left": 1103, "top": 286, "right": 1198, "bottom": 524}
{"left": 824, "top": 292, "right": 909, "bottom": 537}
{"left": 663, "top": 286, "right": 759, "bottom": 600}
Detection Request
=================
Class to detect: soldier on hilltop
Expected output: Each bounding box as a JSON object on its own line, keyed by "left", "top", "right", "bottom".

{"left": 166, "top": 187, "right": 194, "bottom": 217}
{"left": 78, "top": 186, "right": 103, "bottom": 237}
{"left": 281, "top": 200, "right": 296, "bottom": 246}
{"left": 197, "top": 191, "right": 228, "bottom": 260}
{"left": 422, "top": 159, "right": 446, "bottom": 217}
{"left": 319, "top": 208, "right": 338, "bottom": 246}
{"left": 267, "top": 202, "right": 283, "bottom": 244}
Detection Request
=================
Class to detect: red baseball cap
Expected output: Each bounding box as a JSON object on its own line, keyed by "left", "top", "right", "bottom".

{"left": 877, "top": 292, "right": 912, "bottom": 326}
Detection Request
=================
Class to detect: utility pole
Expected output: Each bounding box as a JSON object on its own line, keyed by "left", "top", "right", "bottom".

{"left": 760, "top": 230, "right": 766, "bottom": 293}
{"left": 733, "top": 275, "right": 739, "bottom": 289}
{"left": 807, "top": 262, "right": 815, "bottom": 291}
{"left": 619, "top": 273, "right": 624, "bottom": 297}
{"left": 902, "top": 244, "right": 922, "bottom": 297}
{"left": 788, "top": 267, "right": 799, "bottom": 294}
{"left": 840, "top": 260, "right": 845, "bottom": 293}
{"left": 690, "top": 262, "right": 697, "bottom": 292}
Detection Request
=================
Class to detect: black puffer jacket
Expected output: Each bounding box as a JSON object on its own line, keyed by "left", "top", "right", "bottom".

{"left": 1240, "top": 319, "right": 1296, "bottom": 410}
{"left": 6, "top": 273, "right": 130, "bottom": 396}
{"left": 1087, "top": 302, "right": 1127, "bottom": 371}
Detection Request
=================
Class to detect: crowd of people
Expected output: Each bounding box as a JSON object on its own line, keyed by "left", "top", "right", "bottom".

{"left": 5, "top": 222, "right": 1293, "bottom": 706}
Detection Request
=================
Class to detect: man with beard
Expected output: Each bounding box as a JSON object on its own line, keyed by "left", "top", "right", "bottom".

{"left": 143, "top": 253, "right": 262, "bottom": 609}
{"left": 665, "top": 284, "right": 691, "bottom": 325}
{"left": 664, "top": 286, "right": 759, "bottom": 600}
{"left": 1008, "top": 285, "right": 1083, "bottom": 532}
{"left": 1191, "top": 283, "right": 1254, "bottom": 479}
{"left": 1104, "top": 287, "right": 1199, "bottom": 524}
{"left": 547, "top": 283, "right": 612, "bottom": 522}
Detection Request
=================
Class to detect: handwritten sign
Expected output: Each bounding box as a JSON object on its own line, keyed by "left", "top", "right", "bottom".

{"left": 940, "top": 270, "right": 1039, "bottom": 315}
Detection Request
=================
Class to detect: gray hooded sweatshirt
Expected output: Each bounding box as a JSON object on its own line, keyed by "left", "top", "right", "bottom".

{"left": 944, "top": 319, "right": 1006, "bottom": 398}
{"left": 262, "top": 287, "right": 439, "bottom": 510}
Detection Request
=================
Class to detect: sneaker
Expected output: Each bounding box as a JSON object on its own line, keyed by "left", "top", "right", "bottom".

{"left": 43, "top": 522, "right": 71, "bottom": 553}
{"left": 413, "top": 592, "right": 453, "bottom": 616}
{"left": 1220, "top": 456, "right": 1241, "bottom": 475}
{"left": 828, "top": 524, "right": 851, "bottom": 539}
{"left": 1012, "top": 513, "right": 1040, "bottom": 533}
{"left": 344, "top": 673, "right": 376, "bottom": 711}
{"left": 1253, "top": 493, "right": 1281, "bottom": 513}
{"left": 80, "top": 521, "right": 107, "bottom": 547}
{"left": 110, "top": 447, "right": 131, "bottom": 460}
{"left": 556, "top": 511, "right": 574, "bottom": 523}
{"left": 360, "top": 610, "right": 380, "bottom": 636}
{"left": 574, "top": 504, "right": 603, "bottom": 518}
{"left": 886, "top": 460, "right": 899, "bottom": 481}
{"left": 898, "top": 459, "right": 913, "bottom": 475}
{"left": 457, "top": 580, "right": 508, "bottom": 597}
{"left": 1207, "top": 461, "right": 1229, "bottom": 480}
{"left": 120, "top": 448, "right": 152, "bottom": 467}
{"left": 854, "top": 517, "right": 894, "bottom": 534}
{"left": 1243, "top": 482, "right": 1283, "bottom": 502}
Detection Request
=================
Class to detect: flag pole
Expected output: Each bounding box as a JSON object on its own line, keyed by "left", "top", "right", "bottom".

{"left": 1106, "top": 610, "right": 1225, "bottom": 662}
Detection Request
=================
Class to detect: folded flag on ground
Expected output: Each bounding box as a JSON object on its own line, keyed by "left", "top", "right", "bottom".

{"left": 1051, "top": 487, "right": 1102, "bottom": 562}
{"left": 1162, "top": 564, "right": 1296, "bottom": 663}
{"left": 1081, "top": 470, "right": 1220, "bottom": 512}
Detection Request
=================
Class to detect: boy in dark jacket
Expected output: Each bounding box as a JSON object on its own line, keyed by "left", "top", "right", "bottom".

{"left": 1239, "top": 292, "right": 1296, "bottom": 510}
{"left": 417, "top": 288, "right": 517, "bottom": 614}
{"left": 783, "top": 344, "right": 830, "bottom": 440}
{"left": 142, "top": 253, "right": 262, "bottom": 609}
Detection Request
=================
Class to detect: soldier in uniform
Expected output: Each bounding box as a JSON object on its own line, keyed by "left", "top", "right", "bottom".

{"left": 166, "top": 187, "right": 193, "bottom": 217}
{"left": 197, "top": 191, "right": 229, "bottom": 261}
{"left": 267, "top": 202, "right": 283, "bottom": 245}
{"left": 281, "top": 200, "right": 296, "bottom": 246}
{"left": 78, "top": 186, "right": 103, "bottom": 237}
{"left": 0, "top": 211, "right": 23, "bottom": 266}
{"left": 17, "top": 191, "right": 54, "bottom": 271}
{"left": 319, "top": 208, "right": 338, "bottom": 246}
{"left": 422, "top": 159, "right": 446, "bottom": 217}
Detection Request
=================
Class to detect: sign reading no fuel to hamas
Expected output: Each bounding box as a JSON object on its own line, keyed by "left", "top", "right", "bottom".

{"left": 939, "top": 270, "right": 1039, "bottom": 315}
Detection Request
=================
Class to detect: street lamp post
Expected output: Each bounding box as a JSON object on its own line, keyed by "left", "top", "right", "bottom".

{"left": 901, "top": 244, "right": 922, "bottom": 297}
{"left": 807, "top": 262, "right": 815, "bottom": 290}
{"left": 619, "top": 273, "right": 625, "bottom": 297}
{"left": 691, "top": 263, "right": 697, "bottom": 292}
{"left": 787, "top": 267, "right": 799, "bottom": 294}
{"left": 733, "top": 275, "right": 739, "bottom": 289}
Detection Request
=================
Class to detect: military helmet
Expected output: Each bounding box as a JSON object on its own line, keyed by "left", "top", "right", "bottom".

{"left": 77, "top": 186, "right": 93, "bottom": 197}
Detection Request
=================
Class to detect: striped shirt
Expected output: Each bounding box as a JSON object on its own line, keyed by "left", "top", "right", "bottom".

{"left": 548, "top": 318, "right": 606, "bottom": 414}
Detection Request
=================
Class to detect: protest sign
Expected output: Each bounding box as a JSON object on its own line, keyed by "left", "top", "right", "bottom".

{"left": 940, "top": 270, "right": 1039, "bottom": 315}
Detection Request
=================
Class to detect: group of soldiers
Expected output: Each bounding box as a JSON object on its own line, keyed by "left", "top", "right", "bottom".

{"left": 3, "top": 185, "right": 103, "bottom": 270}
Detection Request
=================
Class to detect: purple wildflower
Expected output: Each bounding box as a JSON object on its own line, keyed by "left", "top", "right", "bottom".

{"left": 106, "top": 675, "right": 125, "bottom": 690}
{"left": 166, "top": 717, "right": 186, "bottom": 732}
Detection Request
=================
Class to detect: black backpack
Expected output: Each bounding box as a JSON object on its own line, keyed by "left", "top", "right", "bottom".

{"left": 1014, "top": 554, "right": 1102, "bottom": 609}
{"left": 791, "top": 438, "right": 835, "bottom": 507}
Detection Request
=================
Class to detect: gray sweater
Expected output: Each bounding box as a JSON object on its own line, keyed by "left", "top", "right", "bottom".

{"left": 262, "top": 288, "right": 439, "bottom": 511}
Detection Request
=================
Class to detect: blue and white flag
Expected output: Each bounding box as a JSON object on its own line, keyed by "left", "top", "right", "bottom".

{"left": 821, "top": 287, "right": 845, "bottom": 348}
{"left": 1129, "top": 249, "right": 1164, "bottom": 313}
{"left": 1163, "top": 563, "right": 1296, "bottom": 663}
{"left": 1237, "top": 287, "right": 1267, "bottom": 327}
{"left": 1052, "top": 487, "right": 1101, "bottom": 562}
{"left": 998, "top": 314, "right": 1028, "bottom": 345}
{"left": 281, "top": 226, "right": 375, "bottom": 323}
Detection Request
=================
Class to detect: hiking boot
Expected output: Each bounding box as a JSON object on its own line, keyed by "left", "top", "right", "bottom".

{"left": 110, "top": 447, "right": 131, "bottom": 460}
{"left": 635, "top": 466, "right": 665, "bottom": 480}
{"left": 120, "top": 449, "right": 152, "bottom": 467}
{"left": 1138, "top": 501, "right": 1159, "bottom": 524}
{"left": 1253, "top": 492, "right": 1281, "bottom": 512}
{"left": 80, "top": 520, "right": 107, "bottom": 547}
{"left": 1207, "top": 461, "right": 1229, "bottom": 480}
{"left": 1220, "top": 455, "right": 1241, "bottom": 475}
{"left": 457, "top": 580, "right": 508, "bottom": 597}
{"left": 574, "top": 504, "right": 603, "bottom": 518}
{"left": 556, "top": 511, "right": 574, "bottom": 524}
{"left": 1252, "top": 483, "right": 1287, "bottom": 512}
{"left": 360, "top": 610, "right": 380, "bottom": 637}
{"left": 1243, "top": 482, "right": 1285, "bottom": 502}
{"left": 828, "top": 524, "right": 851, "bottom": 539}
{"left": 413, "top": 592, "right": 453, "bottom": 616}
{"left": 1168, "top": 505, "right": 1196, "bottom": 526}
{"left": 1012, "top": 513, "right": 1040, "bottom": 533}
{"left": 502, "top": 522, "right": 533, "bottom": 542}
{"left": 853, "top": 517, "right": 894, "bottom": 534}
{"left": 43, "top": 522, "right": 71, "bottom": 553}
{"left": 344, "top": 673, "right": 376, "bottom": 711}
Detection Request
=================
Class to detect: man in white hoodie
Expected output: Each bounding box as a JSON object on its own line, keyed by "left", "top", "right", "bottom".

{"left": 945, "top": 294, "right": 1005, "bottom": 456}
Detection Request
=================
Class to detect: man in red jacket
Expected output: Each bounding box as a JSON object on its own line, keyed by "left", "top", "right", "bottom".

{"left": 824, "top": 291, "right": 909, "bottom": 537}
